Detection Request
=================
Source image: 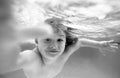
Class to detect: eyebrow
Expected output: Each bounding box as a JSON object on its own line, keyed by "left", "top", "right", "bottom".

{"left": 59, "top": 35, "right": 65, "bottom": 38}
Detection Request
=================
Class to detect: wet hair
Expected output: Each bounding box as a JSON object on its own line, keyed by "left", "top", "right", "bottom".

{"left": 45, "top": 17, "right": 78, "bottom": 47}
{"left": 64, "top": 31, "right": 78, "bottom": 50}
{"left": 35, "top": 17, "right": 78, "bottom": 51}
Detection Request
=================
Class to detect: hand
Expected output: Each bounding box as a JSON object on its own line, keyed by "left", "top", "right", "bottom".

{"left": 99, "top": 40, "right": 119, "bottom": 55}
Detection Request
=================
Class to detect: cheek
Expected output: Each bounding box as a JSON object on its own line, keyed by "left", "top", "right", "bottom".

{"left": 38, "top": 44, "right": 46, "bottom": 55}
{"left": 38, "top": 42, "right": 49, "bottom": 51}
{"left": 59, "top": 43, "right": 66, "bottom": 51}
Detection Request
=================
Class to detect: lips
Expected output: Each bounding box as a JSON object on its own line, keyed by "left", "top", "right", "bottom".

{"left": 46, "top": 50, "right": 60, "bottom": 54}
{"left": 45, "top": 50, "right": 60, "bottom": 57}
{"left": 48, "top": 50, "right": 59, "bottom": 53}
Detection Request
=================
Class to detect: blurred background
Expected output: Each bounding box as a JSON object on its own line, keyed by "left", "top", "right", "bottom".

{"left": 0, "top": 0, "right": 120, "bottom": 78}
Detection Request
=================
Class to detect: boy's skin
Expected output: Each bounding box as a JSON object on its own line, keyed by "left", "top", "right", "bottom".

{"left": 17, "top": 26, "right": 118, "bottom": 78}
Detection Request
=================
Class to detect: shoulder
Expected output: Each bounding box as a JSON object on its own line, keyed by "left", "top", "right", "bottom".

{"left": 19, "top": 50, "right": 34, "bottom": 60}
{"left": 17, "top": 50, "right": 37, "bottom": 67}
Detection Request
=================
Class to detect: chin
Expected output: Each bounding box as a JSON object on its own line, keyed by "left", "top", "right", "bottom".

{"left": 41, "top": 50, "right": 63, "bottom": 59}
{"left": 45, "top": 53, "right": 60, "bottom": 59}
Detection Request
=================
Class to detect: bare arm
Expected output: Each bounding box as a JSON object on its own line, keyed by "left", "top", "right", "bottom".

{"left": 78, "top": 38, "right": 102, "bottom": 48}
{"left": 62, "top": 38, "right": 101, "bottom": 57}
{"left": 79, "top": 38, "right": 118, "bottom": 53}
{"left": 60, "top": 38, "right": 80, "bottom": 62}
{"left": 61, "top": 38, "right": 118, "bottom": 62}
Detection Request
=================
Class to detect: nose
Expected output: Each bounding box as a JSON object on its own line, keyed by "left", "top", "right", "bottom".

{"left": 49, "top": 43, "right": 58, "bottom": 50}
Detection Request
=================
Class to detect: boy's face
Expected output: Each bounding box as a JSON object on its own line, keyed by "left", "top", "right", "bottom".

{"left": 37, "top": 29, "right": 66, "bottom": 59}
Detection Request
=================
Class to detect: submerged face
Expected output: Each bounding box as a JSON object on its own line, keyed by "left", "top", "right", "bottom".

{"left": 37, "top": 29, "right": 66, "bottom": 59}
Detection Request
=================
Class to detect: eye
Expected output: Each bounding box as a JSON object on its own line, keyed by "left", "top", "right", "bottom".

{"left": 45, "top": 38, "right": 51, "bottom": 42}
{"left": 50, "top": 21, "right": 54, "bottom": 24}
{"left": 57, "top": 38, "right": 64, "bottom": 42}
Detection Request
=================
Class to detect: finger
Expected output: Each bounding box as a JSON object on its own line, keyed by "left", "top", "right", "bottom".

{"left": 112, "top": 43, "right": 118, "bottom": 46}
{"left": 108, "top": 40, "right": 114, "bottom": 43}
{"left": 110, "top": 46, "right": 118, "bottom": 49}
{"left": 111, "top": 42, "right": 120, "bottom": 45}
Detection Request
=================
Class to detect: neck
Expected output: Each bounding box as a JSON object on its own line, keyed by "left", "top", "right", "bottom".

{"left": 43, "top": 56, "right": 58, "bottom": 65}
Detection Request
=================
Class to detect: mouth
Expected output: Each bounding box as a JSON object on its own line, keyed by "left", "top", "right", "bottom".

{"left": 49, "top": 50, "right": 59, "bottom": 53}
{"left": 46, "top": 50, "right": 60, "bottom": 54}
{"left": 45, "top": 50, "right": 60, "bottom": 57}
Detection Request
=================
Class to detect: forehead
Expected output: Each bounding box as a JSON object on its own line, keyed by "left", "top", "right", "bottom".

{"left": 37, "top": 22, "right": 66, "bottom": 40}
{"left": 38, "top": 29, "right": 66, "bottom": 40}
{"left": 55, "top": 31, "right": 65, "bottom": 38}
{"left": 50, "top": 30, "right": 65, "bottom": 38}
